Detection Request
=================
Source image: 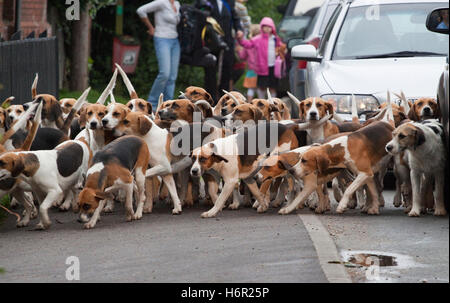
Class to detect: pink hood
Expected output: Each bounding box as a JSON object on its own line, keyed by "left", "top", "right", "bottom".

{"left": 238, "top": 17, "right": 282, "bottom": 76}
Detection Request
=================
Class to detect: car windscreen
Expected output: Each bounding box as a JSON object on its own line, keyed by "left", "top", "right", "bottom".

{"left": 332, "top": 3, "right": 449, "bottom": 60}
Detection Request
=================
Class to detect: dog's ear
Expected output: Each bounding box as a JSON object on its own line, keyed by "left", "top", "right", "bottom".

{"left": 325, "top": 101, "right": 334, "bottom": 115}
{"left": 78, "top": 107, "right": 87, "bottom": 129}
{"left": 205, "top": 91, "right": 214, "bottom": 105}
{"left": 299, "top": 102, "right": 305, "bottom": 119}
{"left": 212, "top": 153, "right": 228, "bottom": 163}
{"left": 94, "top": 191, "right": 114, "bottom": 201}
{"left": 408, "top": 103, "right": 419, "bottom": 121}
{"left": 414, "top": 128, "right": 426, "bottom": 149}
{"left": 50, "top": 98, "right": 64, "bottom": 128}
{"left": 277, "top": 160, "right": 292, "bottom": 171}
{"left": 252, "top": 107, "right": 264, "bottom": 122}
{"left": 397, "top": 110, "right": 407, "bottom": 122}
{"left": 316, "top": 154, "right": 330, "bottom": 175}
{"left": 146, "top": 102, "right": 153, "bottom": 115}
{"left": 433, "top": 100, "right": 441, "bottom": 119}
{"left": 11, "top": 156, "right": 25, "bottom": 177}
{"left": 138, "top": 115, "right": 152, "bottom": 135}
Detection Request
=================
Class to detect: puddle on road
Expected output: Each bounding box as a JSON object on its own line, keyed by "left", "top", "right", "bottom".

{"left": 340, "top": 250, "right": 424, "bottom": 282}
{"left": 347, "top": 253, "right": 397, "bottom": 267}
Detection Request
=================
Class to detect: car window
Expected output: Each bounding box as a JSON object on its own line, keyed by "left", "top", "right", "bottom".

{"left": 304, "top": 5, "right": 321, "bottom": 38}
{"left": 319, "top": 4, "right": 339, "bottom": 35}
{"left": 318, "top": 3, "right": 343, "bottom": 57}
{"left": 332, "top": 3, "right": 449, "bottom": 59}
{"left": 278, "top": 16, "right": 312, "bottom": 41}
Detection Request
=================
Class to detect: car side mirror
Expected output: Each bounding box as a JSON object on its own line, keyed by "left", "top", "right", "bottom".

{"left": 426, "top": 8, "right": 449, "bottom": 35}
{"left": 291, "top": 44, "right": 322, "bottom": 62}
{"left": 287, "top": 37, "right": 304, "bottom": 51}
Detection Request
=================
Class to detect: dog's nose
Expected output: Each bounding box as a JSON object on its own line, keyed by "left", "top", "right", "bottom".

{"left": 90, "top": 121, "right": 98, "bottom": 128}
{"left": 102, "top": 119, "right": 108, "bottom": 126}
{"left": 221, "top": 108, "right": 227, "bottom": 115}
{"left": 8, "top": 115, "right": 14, "bottom": 120}
{"left": 386, "top": 144, "right": 393, "bottom": 152}
{"left": 191, "top": 168, "right": 199, "bottom": 176}
{"left": 23, "top": 103, "right": 29, "bottom": 110}
{"left": 309, "top": 112, "right": 317, "bottom": 118}
{"left": 423, "top": 107, "right": 431, "bottom": 114}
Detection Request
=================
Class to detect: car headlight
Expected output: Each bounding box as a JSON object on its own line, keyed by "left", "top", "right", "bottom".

{"left": 321, "top": 94, "right": 380, "bottom": 114}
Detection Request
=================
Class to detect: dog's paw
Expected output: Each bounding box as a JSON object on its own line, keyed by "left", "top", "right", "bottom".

{"left": 16, "top": 219, "right": 30, "bottom": 228}
{"left": 201, "top": 211, "right": 215, "bottom": 218}
{"left": 257, "top": 204, "right": 268, "bottom": 213}
{"left": 132, "top": 212, "right": 143, "bottom": 220}
{"left": 102, "top": 206, "right": 114, "bottom": 213}
{"left": 228, "top": 203, "right": 239, "bottom": 210}
{"left": 34, "top": 222, "right": 50, "bottom": 230}
{"left": 172, "top": 208, "right": 182, "bottom": 215}
{"left": 143, "top": 206, "right": 153, "bottom": 214}
{"left": 83, "top": 222, "right": 96, "bottom": 229}
{"left": 336, "top": 206, "right": 346, "bottom": 214}
{"left": 315, "top": 206, "right": 327, "bottom": 214}
{"left": 252, "top": 201, "right": 259, "bottom": 209}
{"left": 408, "top": 209, "right": 421, "bottom": 217}
{"left": 434, "top": 208, "right": 447, "bottom": 216}
{"left": 367, "top": 207, "right": 380, "bottom": 215}
{"left": 347, "top": 199, "right": 357, "bottom": 209}
{"left": 278, "top": 207, "right": 291, "bottom": 215}
{"left": 59, "top": 203, "right": 71, "bottom": 212}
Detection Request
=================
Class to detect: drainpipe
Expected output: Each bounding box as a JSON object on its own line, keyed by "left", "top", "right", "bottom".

{"left": 14, "top": 0, "right": 22, "bottom": 33}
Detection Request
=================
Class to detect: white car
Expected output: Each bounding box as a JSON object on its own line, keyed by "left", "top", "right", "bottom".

{"left": 292, "top": 0, "right": 449, "bottom": 120}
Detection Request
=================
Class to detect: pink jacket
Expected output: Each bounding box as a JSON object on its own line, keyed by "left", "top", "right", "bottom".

{"left": 238, "top": 47, "right": 258, "bottom": 72}
{"left": 238, "top": 17, "right": 283, "bottom": 76}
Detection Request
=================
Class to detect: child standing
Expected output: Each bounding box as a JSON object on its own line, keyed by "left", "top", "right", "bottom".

{"left": 237, "top": 17, "right": 285, "bottom": 99}
{"left": 238, "top": 24, "right": 260, "bottom": 101}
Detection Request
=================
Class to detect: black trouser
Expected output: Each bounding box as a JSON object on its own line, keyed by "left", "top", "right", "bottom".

{"left": 204, "top": 48, "right": 234, "bottom": 105}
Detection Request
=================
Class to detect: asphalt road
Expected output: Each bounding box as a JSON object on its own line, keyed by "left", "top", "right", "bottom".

{"left": 0, "top": 190, "right": 448, "bottom": 283}
{"left": 0, "top": 201, "right": 327, "bottom": 283}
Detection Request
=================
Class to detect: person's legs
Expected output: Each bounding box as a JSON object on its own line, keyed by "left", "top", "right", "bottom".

{"left": 163, "top": 38, "right": 181, "bottom": 101}
{"left": 218, "top": 48, "right": 234, "bottom": 99}
{"left": 148, "top": 37, "right": 171, "bottom": 109}
{"left": 204, "top": 65, "right": 218, "bottom": 104}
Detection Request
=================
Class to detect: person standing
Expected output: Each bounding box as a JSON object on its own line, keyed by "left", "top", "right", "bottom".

{"left": 137, "top": 0, "right": 181, "bottom": 110}
{"left": 202, "top": 0, "right": 244, "bottom": 104}
{"left": 237, "top": 17, "right": 285, "bottom": 99}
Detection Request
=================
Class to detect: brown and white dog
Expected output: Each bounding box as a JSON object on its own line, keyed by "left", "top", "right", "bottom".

{"left": 60, "top": 98, "right": 77, "bottom": 119}
{"left": 115, "top": 111, "right": 194, "bottom": 214}
{"left": 213, "top": 90, "right": 247, "bottom": 116}
{"left": 290, "top": 117, "right": 395, "bottom": 215}
{"left": 0, "top": 88, "right": 92, "bottom": 229}
{"left": 78, "top": 135, "right": 150, "bottom": 229}
{"left": 190, "top": 118, "right": 328, "bottom": 218}
{"left": 408, "top": 98, "right": 440, "bottom": 121}
{"left": 181, "top": 86, "right": 215, "bottom": 105}
{"left": 385, "top": 120, "right": 447, "bottom": 217}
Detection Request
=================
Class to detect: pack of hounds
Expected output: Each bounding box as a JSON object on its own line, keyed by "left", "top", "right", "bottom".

{"left": 0, "top": 64, "right": 447, "bottom": 230}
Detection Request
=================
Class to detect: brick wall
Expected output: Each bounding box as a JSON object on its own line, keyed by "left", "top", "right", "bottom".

{"left": 0, "top": 0, "right": 51, "bottom": 40}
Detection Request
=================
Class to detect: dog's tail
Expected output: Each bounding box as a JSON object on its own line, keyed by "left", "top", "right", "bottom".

{"left": 60, "top": 87, "right": 91, "bottom": 136}
{"left": 393, "top": 90, "right": 410, "bottom": 115}
{"left": 20, "top": 101, "right": 43, "bottom": 151}
{"left": 0, "top": 102, "right": 39, "bottom": 145}
{"left": 109, "top": 92, "right": 116, "bottom": 104}
{"left": 222, "top": 90, "right": 241, "bottom": 107}
{"left": 267, "top": 88, "right": 275, "bottom": 104}
{"left": 97, "top": 69, "right": 118, "bottom": 105}
{"left": 31, "top": 73, "right": 38, "bottom": 99}
{"left": 1, "top": 96, "right": 14, "bottom": 109}
{"left": 115, "top": 63, "right": 139, "bottom": 100}
{"left": 382, "top": 90, "right": 395, "bottom": 128}
{"left": 351, "top": 94, "right": 359, "bottom": 123}
{"left": 156, "top": 93, "right": 164, "bottom": 113}
{"left": 297, "top": 114, "right": 331, "bottom": 131}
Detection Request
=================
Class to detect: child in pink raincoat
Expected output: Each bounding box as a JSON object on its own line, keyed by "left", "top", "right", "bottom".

{"left": 237, "top": 17, "right": 286, "bottom": 99}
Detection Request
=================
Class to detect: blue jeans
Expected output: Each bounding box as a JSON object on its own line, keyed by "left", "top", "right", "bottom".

{"left": 148, "top": 36, "right": 180, "bottom": 109}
